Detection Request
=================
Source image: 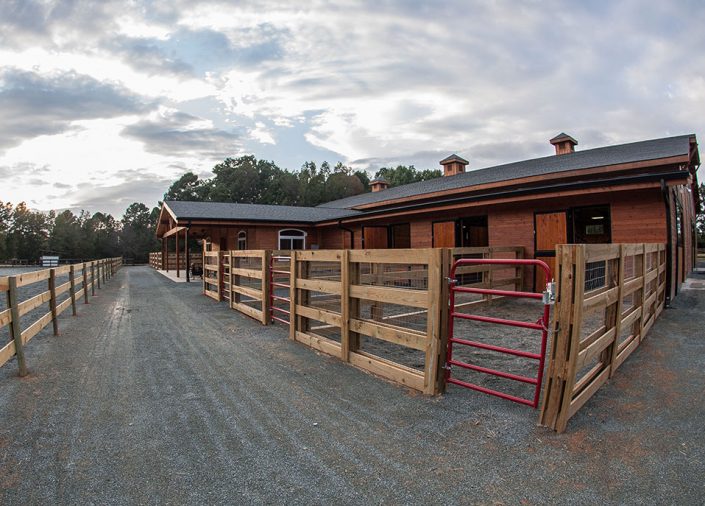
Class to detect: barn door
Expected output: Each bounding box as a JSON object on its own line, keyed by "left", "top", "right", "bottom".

{"left": 363, "top": 226, "right": 389, "bottom": 249}
{"left": 433, "top": 221, "right": 456, "bottom": 247}
{"left": 534, "top": 211, "right": 567, "bottom": 290}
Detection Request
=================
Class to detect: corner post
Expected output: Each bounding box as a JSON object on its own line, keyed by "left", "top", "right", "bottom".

{"left": 82, "top": 263, "right": 89, "bottom": 304}
{"left": 261, "top": 250, "right": 271, "bottom": 325}
{"left": 340, "top": 250, "right": 350, "bottom": 362}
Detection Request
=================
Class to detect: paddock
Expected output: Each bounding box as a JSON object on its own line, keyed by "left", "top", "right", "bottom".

{"left": 177, "top": 241, "right": 672, "bottom": 432}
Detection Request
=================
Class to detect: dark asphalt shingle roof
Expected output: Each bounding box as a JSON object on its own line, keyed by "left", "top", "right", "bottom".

{"left": 319, "top": 134, "right": 692, "bottom": 209}
{"left": 165, "top": 200, "right": 362, "bottom": 223}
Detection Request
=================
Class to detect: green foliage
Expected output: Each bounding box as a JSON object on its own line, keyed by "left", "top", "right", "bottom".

{"left": 164, "top": 172, "right": 209, "bottom": 201}
{"left": 121, "top": 202, "right": 159, "bottom": 263}
{"left": 374, "top": 165, "right": 442, "bottom": 188}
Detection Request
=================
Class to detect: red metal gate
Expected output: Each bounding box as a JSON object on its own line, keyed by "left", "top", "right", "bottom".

{"left": 270, "top": 255, "right": 291, "bottom": 325}
{"left": 446, "top": 258, "right": 554, "bottom": 408}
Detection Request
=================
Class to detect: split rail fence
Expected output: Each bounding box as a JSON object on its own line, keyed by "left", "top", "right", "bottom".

{"left": 540, "top": 243, "right": 667, "bottom": 432}
{"left": 0, "top": 258, "right": 123, "bottom": 376}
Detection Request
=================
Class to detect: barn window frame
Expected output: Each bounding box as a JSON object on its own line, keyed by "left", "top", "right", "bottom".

{"left": 278, "top": 228, "right": 306, "bottom": 250}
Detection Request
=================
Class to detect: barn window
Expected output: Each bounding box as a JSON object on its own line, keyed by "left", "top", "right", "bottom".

{"left": 572, "top": 205, "right": 611, "bottom": 244}
{"left": 237, "top": 231, "right": 247, "bottom": 250}
{"left": 278, "top": 229, "right": 306, "bottom": 250}
{"left": 389, "top": 223, "right": 411, "bottom": 248}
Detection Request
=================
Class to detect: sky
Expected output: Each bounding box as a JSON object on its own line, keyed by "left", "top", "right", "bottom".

{"left": 1, "top": 0, "right": 703, "bottom": 217}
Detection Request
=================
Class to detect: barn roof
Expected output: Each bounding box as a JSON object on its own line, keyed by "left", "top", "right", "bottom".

{"left": 164, "top": 200, "right": 361, "bottom": 224}
{"left": 319, "top": 134, "right": 693, "bottom": 210}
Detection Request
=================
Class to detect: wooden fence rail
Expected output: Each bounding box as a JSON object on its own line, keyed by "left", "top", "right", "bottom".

{"left": 203, "top": 252, "right": 221, "bottom": 301}
{"left": 539, "top": 243, "right": 667, "bottom": 432}
{"left": 149, "top": 252, "right": 203, "bottom": 270}
{"left": 0, "top": 257, "right": 123, "bottom": 376}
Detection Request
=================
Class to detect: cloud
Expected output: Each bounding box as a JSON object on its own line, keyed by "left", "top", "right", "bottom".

{"left": 0, "top": 68, "right": 152, "bottom": 150}
{"left": 121, "top": 108, "right": 242, "bottom": 158}
{"left": 67, "top": 172, "right": 174, "bottom": 216}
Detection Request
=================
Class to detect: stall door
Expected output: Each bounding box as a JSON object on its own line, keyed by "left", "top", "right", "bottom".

{"left": 534, "top": 212, "right": 567, "bottom": 290}
{"left": 433, "top": 221, "right": 456, "bottom": 248}
{"left": 363, "top": 226, "right": 389, "bottom": 249}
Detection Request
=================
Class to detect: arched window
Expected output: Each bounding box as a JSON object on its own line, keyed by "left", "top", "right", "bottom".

{"left": 278, "top": 229, "right": 306, "bottom": 250}
{"left": 237, "top": 231, "right": 247, "bottom": 250}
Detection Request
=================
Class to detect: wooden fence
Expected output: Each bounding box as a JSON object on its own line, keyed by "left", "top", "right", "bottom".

{"left": 540, "top": 243, "right": 667, "bottom": 432}
{"left": 288, "top": 249, "right": 448, "bottom": 394}
{"left": 149, "top": 252, "right": 203, "bottom": 270}
{"left": 227, "top": 250, "right": 270, "bottom": 325}
{"left": 203, "top": 252, "right": 221, "bottom": 301}
{"left": 0, "top": 258, "right": 123, "bottom": 376}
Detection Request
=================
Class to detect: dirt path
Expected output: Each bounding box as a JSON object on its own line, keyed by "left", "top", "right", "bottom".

{"left": 0, "top": 266, "right": 703, "bottom": 504}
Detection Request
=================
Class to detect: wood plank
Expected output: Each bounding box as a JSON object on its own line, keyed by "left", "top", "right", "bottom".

{"left": 349, "top": 248, "right": 433, "bottom": 264}
{"left": 230, "top": 267, "right": 262, "bottom": 279}
{"left": 349, "top": 285, "right": 428, "bottom": 308}
{"left": 15, "top": 269, "right": 51, "bottom": 287}
{"left": 17, "top": 290, "right": 51, "bottom": 317}
{"left": 424, "top": 248, "right": 442, "bottom": 394}
{"left": 295, "top": 278, "right": 341, "bottom": 295}
{"left": 0, "top": 308, "right": 11, "bottom": 329}
{"left": 0, "top": 340, "right": 16, "bottom": 368}
{"left": 620, "top": 307, "right": 641, "bottom": 330}
{"left": 349, "top": 351, "right": 425, "bottom": 391}
{"left": 0, "top": 277, "right": 8, "bottom": 291}
{"left": 349, "top": 318, "right": 426, "bottom": 351}
{"left": 230, "top": 250, "right": 268, "bottom": 258}
{"left": 56, "top": 297, "right": 72, "bottom": 315}
{"left": 294, "top": 331, "right": 342, "bottom": 358}
{"left": 53, "top": 265, "right": 72, "bottom": 276}
{"left": 230, "top": 284, "right": 262, "bottom": 301}
{"left": 340, "top": 250, "right": 350, "bottom": 362}
{"left": 576, "top": 328, "right": 616, "bottom": 371}
{"left": 583, "top": 244, "right": 620, "bottom": 263}
{"left": 582, "top": 286, "right": 619, "bottom": 313}
{"left": 568, "top": 367, "right": 610, "bottom": 418}
{"left": 55, "top": 280, "right": 71, "bottom": 296}
{"left": 614, "top": 335, "right": 641, "bottom": 370}
{"left": 295, "top": 250, "right": 342, "bottom": 262}
{"left": 204, "top": 289, "right": 220, "bottom": 301}
{"left": 622, "top": 276, "right": 643, "bottom": 296}
{"left": 21, "top": 310, "right": 53, "bottom": 344}
{"left": 231, "top": 301, "right": 264, "bottom": 321}
{"left": 295, "top": 305, "right": 341, "bottom": 327}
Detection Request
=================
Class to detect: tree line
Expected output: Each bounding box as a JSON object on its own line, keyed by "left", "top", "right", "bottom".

{"left": 0, "top": 156, "right": 442, "bottom": 264}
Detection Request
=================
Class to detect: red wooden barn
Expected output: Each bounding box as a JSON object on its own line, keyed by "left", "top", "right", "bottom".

{"left": 156, "top": 133, "right": 700, "bottom": 301}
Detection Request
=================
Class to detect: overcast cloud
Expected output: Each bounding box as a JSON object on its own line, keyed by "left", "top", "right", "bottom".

{"left": 0, "top": 0, "right": 703, "bottom": 216}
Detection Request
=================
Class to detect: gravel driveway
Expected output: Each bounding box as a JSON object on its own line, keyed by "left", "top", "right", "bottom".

{"left": 0, "top": 266, "right": 703, "bottom": 505}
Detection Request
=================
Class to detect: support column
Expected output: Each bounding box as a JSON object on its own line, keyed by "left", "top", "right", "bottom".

{"left": 185, "top": 227, "right": 190, "bottom": 283}
{"left": 176, "top": 230, "right": 180, "bottom": 278}
{"left": 165, "top": 237, "right": 169, "bottom": 273}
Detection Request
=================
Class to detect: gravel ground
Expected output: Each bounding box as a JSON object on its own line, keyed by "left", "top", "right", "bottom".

{"left": 0, "top": 265, "right": 703, "bottom": 505}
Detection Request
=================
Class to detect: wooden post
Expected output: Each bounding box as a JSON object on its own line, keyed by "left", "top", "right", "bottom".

{"left": 436, "top": 248, "right": 452, "bottom": 394}
{"left": 340, "top": 250, "right": 350, "bottom": 362}
{"left": 349, "top": 255, "right": 361, "bottom": 353}
{"left": 49, "top": 268, "right": 59, "bottom": 335}
{"left": 97, "top": 261, "right": 102, "bottom": 290}
{"left": 423, "top": 248, "right": 443, "bottom": 394}
{"left": 175, "top": 231, "right": 180, "bottom": 278}
{"left": 91, "top": 262, "right": 96, "bottom": 295}
{"left": 539, "top": 245, "right": 585, "bottom": 432}
{"left": 69, "top": 265, "right": 77, "bottom": 316}
{"left": 185, "top": 228, "right": 191, "bottom": 283}
{"left": 261, "top": 250, "right": 271, "bottom": 325}
{"left": 83, "top": 263, "right": 89, "bottom": 303}
{"left": 166, "top": 237, "right": 170, "bottom": 272}
{"left": 289, "top": 252, "right": 297, "bottom": 340}
{"left": 8, "top": 277, "right": 28, "bottom": 376}
{"left": 608, "top": 246, "right": 625, "bottom": 377}
{"left": 639, "top": 244, "right": 648, "bottom": 341}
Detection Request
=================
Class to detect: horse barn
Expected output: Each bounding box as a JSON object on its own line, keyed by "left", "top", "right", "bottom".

{"left": 153, "top": 133, "right": 700, "bottom": 432}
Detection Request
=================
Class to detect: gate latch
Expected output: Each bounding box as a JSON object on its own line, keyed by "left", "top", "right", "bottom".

{"left": 542, "top": 281, "right": 556, "bottom": 305}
